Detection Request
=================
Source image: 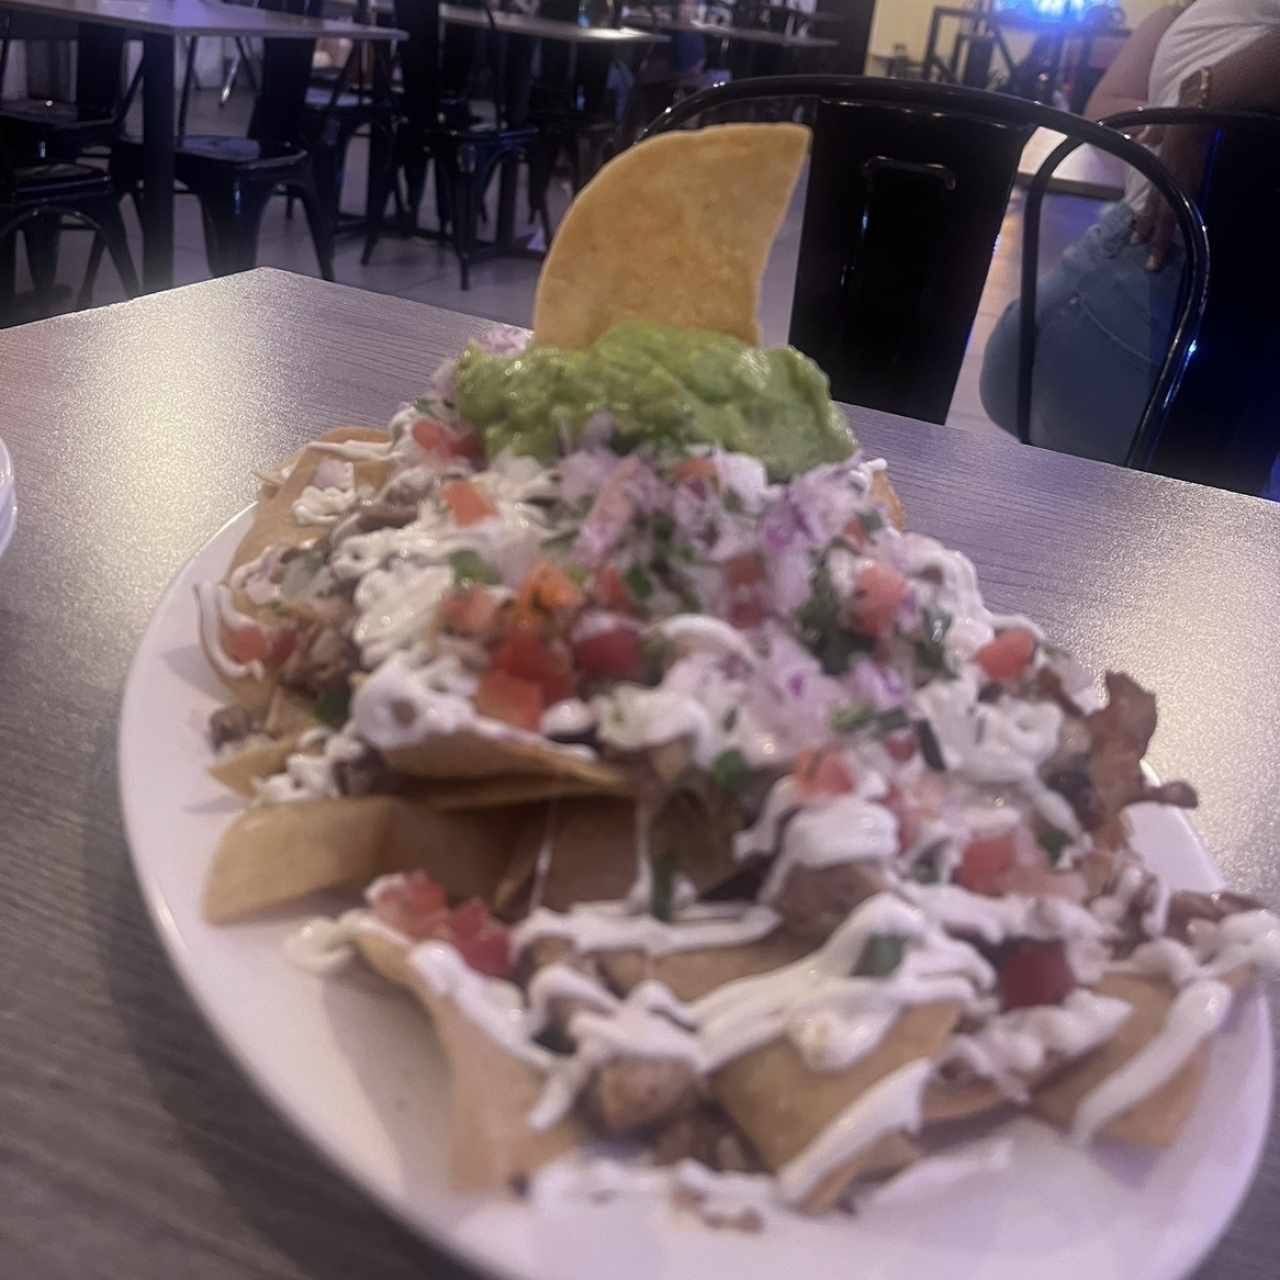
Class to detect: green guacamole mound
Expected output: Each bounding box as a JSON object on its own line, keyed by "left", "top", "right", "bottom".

{"left": 454, "top": 320, "right": 855, "bottom": 479}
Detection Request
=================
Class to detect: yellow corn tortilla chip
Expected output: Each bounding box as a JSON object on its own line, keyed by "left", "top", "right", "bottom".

{"left": 532, "top": 124, "right": 810, "bottom": 350}
{"left": 419, "top": 773, "right": 628, "bottom": 812}
{"left": 263, "top": 687, "right": 322, "bottom": 739}
{"left": 202, "top": 795, "right": 523, "bottom": 923}
{"left": 386, "top": 732, "right": 626, "bottom": 789}
{"left": 353, "top": 925, "right": 584, "bottom": 1192}
{"left": 599, "top": 932, "right": 815, "bottom": 1003}
{"left": 1031, "top": 973, "right": 1217, "bottom": 1147}
{"left": 495, "top": 792, "right": 738, "bottom": 918}
{"left": 712, "top": 1003, "right": 958, "bottom": 1214}
{"left": 208, "top": 733, "right": 307, "bottom": 798}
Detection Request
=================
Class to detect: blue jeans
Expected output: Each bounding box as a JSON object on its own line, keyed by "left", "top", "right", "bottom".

{"left": 980, "top": 203, "right": 1184, "bottom": 466}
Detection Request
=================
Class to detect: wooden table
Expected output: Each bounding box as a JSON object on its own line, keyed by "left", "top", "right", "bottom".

{"left": 0, "top": 0, "right": 403, "bottom": 293}
{"left": 0, "top": 269, "right": 1276, "bottom": 1279}
{"left": 1016, "top": 124, "right": 1129, "bottom": 201}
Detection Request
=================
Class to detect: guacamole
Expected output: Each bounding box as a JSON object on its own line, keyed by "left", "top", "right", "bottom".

{"left": 454, "top": 321, "right": 854, "bottom": 479}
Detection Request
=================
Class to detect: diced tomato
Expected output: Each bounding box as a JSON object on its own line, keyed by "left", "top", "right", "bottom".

{"left": 453, "top": 918, "right": 512, "bottom": 979}
{"left": 848, "top": 564, "right": 909, "bottom": 637}
{"left": 573, "top": 627, "right": 645, "bottom": 683}
{"left": 439, "top": 586, "right": 503, "bottom": 638}
{"left": 370, "top": 871, "right": 450, "bottom": 939}
{"left": 474, "top": 669, "right": 545, "bottom": 732}
{"left": 448, "top": 899, "right": 492, "bottom": 939}
{"left": 975, "top": 628, "right": 1038, "bottom": 683}
{"left": 518, "top": 559, "right": 583, "bottom": 616}
{"left": 954, "top": 832, "right": 1018, "bottom": 896}
{"left": 267, "top": 626, "right": 298, "bottom": 666}
{"left": 884, "top": 730, "right": 918, "bottom": 764}
{"left": 999, "top": 940, "right": 1076, "bottom": 1010}
{"left": 723, "top": 553, "right": 767, "bottom": 590}
{"left": 441, "top": 479, "right": 497, "bottom": 526}
{"left": 225, "top": 623, "right": 268, "bottom": 664}
{"left": 672, "top": 457, "right": 719, "bottom": 489}
{"left": 843, "top": 517, "right": 870, "bottom": 549}
{"left": 592, "top": 564, "right": 635, "bottom": 614}
{"left": 728, "top": 598, "right": 768, "bottom": 630}
{"left": 412, "top": 417, "right": 484, "bottom": 464}
{"left": 794, "top": 749, "right": 857, "bottom": 798}
{"left": 492, "top": 624, "right": 577, "bottom": 704}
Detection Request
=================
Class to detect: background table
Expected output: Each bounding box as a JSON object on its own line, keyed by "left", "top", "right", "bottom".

{"left": 1016, "top": 124, "right": 1128, "bottom": 201}
{"left": 0, "top": 0, "right": 403, "bottom": 292}
{"left": 0, "top": 268, "right": 1276, "bottom": 1279}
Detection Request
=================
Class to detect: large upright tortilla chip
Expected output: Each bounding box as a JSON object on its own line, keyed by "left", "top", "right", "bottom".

{"left": 354, "top": 926, "right": 584, "bottom": 1192}
{"left": 532, "top": 124, "right": 810, "bottom": 350}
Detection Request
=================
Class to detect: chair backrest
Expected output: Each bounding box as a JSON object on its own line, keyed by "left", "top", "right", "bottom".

{"left": 0, "top": 15, "right": 124, "bottom": 115}
{"left": 641, "top": 75, "right": 1207, "bottom": 456}
{"left": 248, "top": 0, "right": 322, "bottom": 147}
{"left": 1098, "top": 108, "right": 1280, "bottom": 494}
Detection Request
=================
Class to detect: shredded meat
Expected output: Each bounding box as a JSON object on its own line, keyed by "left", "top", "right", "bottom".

{"left": 332, "top": 748, "right": 394, "bottom": 797}
{"left": 1041, "top": 672, "right": 1197, "bottom": 830}
{"left": 653, "top": 1103, "right": 761, "bottom": 1173}
{"left": 208, "top": 704, "right": 254, "bottom": 751}
{"left": 584, "top": 1057, "right": 698, "bottom": 1136}
{"left": 773, "top": 862, "right": 888, "bottom": 941}
{"left": 1165, "top": 889, "right": 1265, "bottom": 942}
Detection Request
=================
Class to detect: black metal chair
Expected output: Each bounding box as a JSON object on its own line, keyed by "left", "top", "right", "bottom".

{"left": 641, "top": 75, "right": 1207, "bottom": 461}
{"left": 107, "top": 0, "right": 335, "bottom": 280}
{"left": 361, "top": 0, "right": 551, "bottom": 290}
{"left": 1, "top": 129, "right": 138, "bottom": 323}
{"left": 0, "top": 16, "right": 135, "bottom": 163}
{"left": 1018, "top": 108, "right": 1280, "bottom": 489}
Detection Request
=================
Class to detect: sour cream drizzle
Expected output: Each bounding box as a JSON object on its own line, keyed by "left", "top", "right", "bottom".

{"left": 194, "top": 582, "right": 265, "bottom": 680}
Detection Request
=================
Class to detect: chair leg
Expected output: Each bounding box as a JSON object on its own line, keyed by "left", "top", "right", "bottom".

{"left": 447, "top": 161, "right": 474, "bottom": 292}
{"left": 294, "top": 178, "right": 335, "bottom": 282}
{"left": 0, "top": 231, "right": 16, "bottom": 316}
{"left": 360, "top": 129, "right": 399, "bottom": 265}
{"left": 402, "top": 150, "right": 428, "bottom": 236}
{"left": 285, "top": 191, "right": 295, "bottom": 221}
{"left": 79, "top": 233, "right": 107, "bottom": 308}
{"left": 22, "top": 214, "right": 60, "bottom": 295}
{"left": 198, "top": 179, "right": 272, "bottom": 276}
{"left": 93, "top": 198, "right": 140, "bottom": 299}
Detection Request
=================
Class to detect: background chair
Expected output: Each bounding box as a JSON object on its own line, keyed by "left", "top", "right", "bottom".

{"left": 361, "top": 0, "right": 550, "bottom": 290}
{"left": 1017, "top": 108, "right": 1280, "bottom": 494}
{"left": 641, "top": 75, "right": 1207, "bottom": 468}
{"left": 1, "top": 129, "right": 137, "bottom": 324}
{"left": 108, "top": 0, "right": 334, "bottom": 280}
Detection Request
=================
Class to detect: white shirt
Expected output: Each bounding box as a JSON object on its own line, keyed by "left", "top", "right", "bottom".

{"left": 1124, "top": 0, "right": 1280, "bottom": 209}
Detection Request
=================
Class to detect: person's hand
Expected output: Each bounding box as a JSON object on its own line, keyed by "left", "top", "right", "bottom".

{"left": 1132, "top": 124, "right": 1212, "bottom": 271}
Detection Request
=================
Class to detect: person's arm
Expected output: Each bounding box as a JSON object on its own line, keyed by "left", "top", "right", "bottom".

{"left": 1136, "top": 28, "right": 1280, "bottom": 267}
{"left": 1085, "top": 5, "right": 1183, "bottom": 119}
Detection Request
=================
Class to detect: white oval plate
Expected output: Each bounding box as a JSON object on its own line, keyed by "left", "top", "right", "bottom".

{"left": 120, "top": 508, "right": 1273, "bottom": 1280}
{"left": 0, "top": 437, "right": 15, "bottom": 561}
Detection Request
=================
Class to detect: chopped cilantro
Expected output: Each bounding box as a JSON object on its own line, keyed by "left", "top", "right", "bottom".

{"left": 724, "top": 487, "right": 745, "bottom": 515}
{"left": 915, "top": 607, "right": 953, "bottom": 674}
{"left": 449, "top": 549, "right": 501, "bottom": 586}
{"left": 313, "top": 684, "right": 351, "bottom": 728}
{"left": 911, "top": 845, "right": 945, "bottom": 884}
{"left": 831, "top": 705, "right": 875, "bottom": 734}
{"left": 722, "top": 706, "right": 739, "bottom": 732}
{"left": 796, "top": 563, "right": 873, "bottom": 675}
{"left": 711, "top": 748, "right": 751, "bottom": 792}
{"left": 651, "top": 512, "right": 674, "bottom": 543}
{"left": 854, "top": 935, "right": 905, "bottom": 978}
{"left": 874, "top": 707, "right": 910, "bottom": 734}
{"left": 858, "top": 510, "right": 885, "bottom": 538}
{"left": 624, "top": 566, "right": 655, "bottom": 601}
{"left": 915, "top": 718, "right": 947, "bottom": 771}
{"left": 673, "top": 541, "right": 699, "bottom": 563}
{"left": 1038, "top": 826, "right": 1071, "bottom": 866}
{"left": 650, "top": 852, "right": 677, "bottom": 923}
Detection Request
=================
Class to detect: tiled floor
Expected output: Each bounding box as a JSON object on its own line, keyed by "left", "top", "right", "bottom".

{"left": 8, "top": 84, "right": 1107, "bottom": 437}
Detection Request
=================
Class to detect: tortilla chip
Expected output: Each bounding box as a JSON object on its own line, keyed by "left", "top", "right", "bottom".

{"left": 208, "top": 733, "right": 306, "bottom": 797}
{"left": 419, "top": 773, "right": 627, "bottom": 812}
{"left": 870, "top": 469, "right": 905, "bottom": 533}
{"left": 496, "top": 792, "right": 739, "bottom": 918}
{"left": 532, "top": 124, "right": 810, "bottom": 350}
{"left": 712, "top": 1003, "right": 959, "bottom": 1213}
{"left": 1031, "top": 974, "right": 1212, "bottom": 1147}
{"left": 386, "top": 732, "right": 626, "bottom": 789}
{"left": 599, "top": 932, "right": 815, "bottom": 1003}
{"left": 264, "top": 688, "right": 322, "bottom": 739}
{"left": 203, "top": 795, "right": 522, "bottom": 923}
{"left": 353, "top": 925, "right": 584, "bottom": 1192}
